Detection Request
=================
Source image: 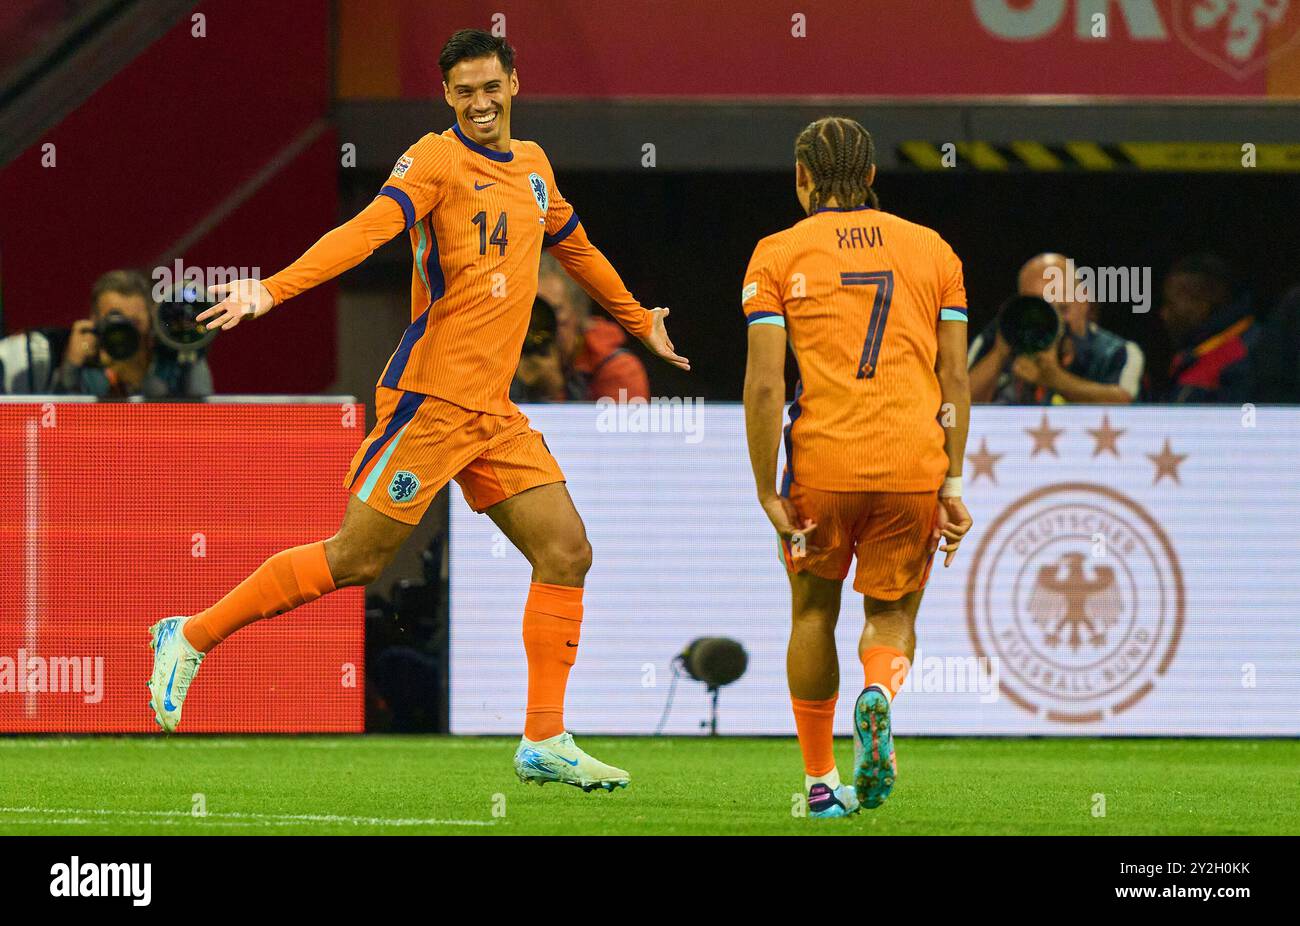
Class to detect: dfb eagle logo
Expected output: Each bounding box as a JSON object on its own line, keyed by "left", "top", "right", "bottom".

{"left": 1026, "top": 551, "right": 1123, "bottom": 651}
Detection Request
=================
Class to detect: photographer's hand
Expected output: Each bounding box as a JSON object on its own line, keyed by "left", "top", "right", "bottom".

{"left": 198, "top": 279, "right": 275, "bottom": 332}
{"left": 63, "top": 319, "right": 99, "bottom": 368}
{"left": 1011, "top": 347, "right": 1062, "bottom": 389}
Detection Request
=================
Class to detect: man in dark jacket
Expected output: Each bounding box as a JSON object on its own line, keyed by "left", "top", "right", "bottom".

{"left": 1157, "top": 254, "right": 1258, "bottom": 404}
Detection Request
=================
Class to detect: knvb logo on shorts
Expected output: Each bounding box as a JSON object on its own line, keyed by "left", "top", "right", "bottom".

{"left": 966, "top": 483, "right": 1185, "bottom": 724}
{"left": 50, "top": 857, "right": 151, "bottom": 906}
{"left": 388, "top": 470, "right": 420, "bottom": 504}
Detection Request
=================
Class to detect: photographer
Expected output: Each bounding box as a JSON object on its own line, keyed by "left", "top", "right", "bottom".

{"left": 968, "top": 253, "right": 1143, "bottom": 405}
{"left": 510, "top": 253, "right": 650, "bottom": 403}
{"left": 55, "top": 269, "right": 212, "bottom": 398}
{"left": 511, "top": 294, "right": 573, "bottom": 402}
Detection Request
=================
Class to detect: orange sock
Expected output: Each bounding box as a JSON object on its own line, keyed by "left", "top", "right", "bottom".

{"left": 790, "top": 695, "right": 838, "bottom": 777}
{"left": 183, "top": 542, "right": 336, "bottom": 653}
{"left": 522, "top": 582, "right": 583, "bottom": 741}
{"left": 862, "top": 645, "right": 910, "bottom": 699}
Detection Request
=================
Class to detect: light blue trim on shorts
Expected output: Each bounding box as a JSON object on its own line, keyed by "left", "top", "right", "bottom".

{"left": 357, "top": 422, "right": 411, "bottom": 502}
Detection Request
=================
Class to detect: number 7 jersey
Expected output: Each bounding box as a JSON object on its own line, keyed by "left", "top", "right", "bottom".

{"left": 742, "top": 205, "right": 968, "bottom": 493}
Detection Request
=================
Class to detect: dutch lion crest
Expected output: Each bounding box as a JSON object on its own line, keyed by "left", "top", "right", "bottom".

{"left": 528, "top": 172, "right": 549, "bottom": 213}
{"left": 388, "top": 470, "right": 420, "bottom": 504}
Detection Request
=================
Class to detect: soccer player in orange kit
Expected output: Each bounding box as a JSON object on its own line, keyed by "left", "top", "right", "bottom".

{"left": 146, "top": 30, "right": 688, "bottom": 792}
{"left": 742, "top": 117, "right": 973, "bottom": 817}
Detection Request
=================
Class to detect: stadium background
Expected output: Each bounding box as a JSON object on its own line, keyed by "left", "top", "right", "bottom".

{"left": 1, "top": 0, "right": 1298, "bottom": 736}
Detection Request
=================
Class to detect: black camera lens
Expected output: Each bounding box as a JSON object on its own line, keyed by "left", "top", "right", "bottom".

{"left": 998, "top": 295, "right": 1061, "bottom": 355}
{"left": 95, "top": 311, "right": 141, "bottom": 360}
{"left": 155, "top": 285, "right": 216, "bottom": 350}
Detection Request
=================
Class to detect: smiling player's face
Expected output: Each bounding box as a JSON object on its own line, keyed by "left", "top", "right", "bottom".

{"left": 444, "top": 56, "right": 518, "bottom": 149}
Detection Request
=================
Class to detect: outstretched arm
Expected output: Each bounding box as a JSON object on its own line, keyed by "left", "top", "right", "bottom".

{"left": 198, "top": 195, "right": 408, "bottom": 331}
{"left": 548, "top": 223, "right": 689, "bottom": 372}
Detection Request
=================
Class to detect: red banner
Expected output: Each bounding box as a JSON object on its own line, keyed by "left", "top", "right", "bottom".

{"left": 0, "top": 402, "right": 366, "bottom": 732}
{"left": 339, "top": 0, "right": 1300, "bottom": 99}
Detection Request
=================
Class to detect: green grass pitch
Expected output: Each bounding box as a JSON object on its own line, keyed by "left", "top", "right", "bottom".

{"left": 0, "top": 736, "right": 1294, "bottom": 835}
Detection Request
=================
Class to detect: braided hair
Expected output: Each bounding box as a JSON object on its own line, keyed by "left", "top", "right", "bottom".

{"left": 795, "top": 117, "right": 879, "bottom": 213}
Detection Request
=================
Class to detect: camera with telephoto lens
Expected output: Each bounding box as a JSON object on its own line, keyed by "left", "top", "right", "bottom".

{"left": 93, "top": 310, "right": 141, "bottom": 361}
{"left": 998, "top": 294, "right": 1061, "bottom": 356}
{"left": 153, "top": 283, "right": 219, "bottom": 363}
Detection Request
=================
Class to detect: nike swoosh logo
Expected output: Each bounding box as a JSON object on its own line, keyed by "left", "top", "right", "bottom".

{"left": 474, "top": 181, "right": 496, "bottom": 190}
{"left": 548, "top": 753, "right": 580, "bottom": 766}
{"left": 163, "top": 663, "right": 179, "bottom": 712}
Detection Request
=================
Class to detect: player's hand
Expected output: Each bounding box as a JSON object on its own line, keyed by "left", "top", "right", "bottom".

{"left": 935, "top": 495, "right": 973, "bottom": 567}
{"left": 197, "top": 279, "right": 275, "bottom": 332}
{"left": 760, "top": 494, "right": 821, "bottom": 558}
{"left": 640, "top": 307, "right": 690, "bottom": 372}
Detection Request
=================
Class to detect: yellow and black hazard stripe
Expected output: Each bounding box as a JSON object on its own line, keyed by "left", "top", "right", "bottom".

{"left": 897, "top": 141, "right": 1300, "bottom": 172}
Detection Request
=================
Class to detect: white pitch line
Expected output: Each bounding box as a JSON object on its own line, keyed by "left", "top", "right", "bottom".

{"left": 0, "top": 806, "right": 495, "bottom": 827}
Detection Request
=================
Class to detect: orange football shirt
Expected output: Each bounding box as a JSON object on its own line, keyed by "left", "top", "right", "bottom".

{"left": 742, "top": 205, "right": 967, "bottom": 493}
{"left": 264, "top": 124, "right": 653, "bottom": 414}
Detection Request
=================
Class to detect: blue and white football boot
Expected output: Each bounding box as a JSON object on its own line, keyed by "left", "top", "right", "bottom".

{"left": 513, "top": 732, "right": 630, "bottom": 792}
{"left": 147, "top": 617, "right": 205, "bottom": 732}
{"left": 852, "top": 685, "right": 897, "bottom": 809}
{"left": 807, "top": 781, "right": 860, "bottom": 819}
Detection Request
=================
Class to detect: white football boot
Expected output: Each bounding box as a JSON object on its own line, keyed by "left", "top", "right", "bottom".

{"left": 147, "top": 617, "right": 205, "bottom": 732}
{"left": 513, "top": 732, "right": 630, "bottom": 792}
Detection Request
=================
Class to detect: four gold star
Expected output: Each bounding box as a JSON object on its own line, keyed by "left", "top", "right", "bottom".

{"left": 1025, "top": 413, "right": 1064, "bottom": 457}
{"left": 1086, "top": 415, "right": 1126, "bottom": 458}
{"left": 1147, "top": 438, "right": 1188, "bottom": 485}
{"left": 967, "top": 419, "right": 1186, "bottom": 487}
{"left": 968, "top": 437, "right": 1004, "bottom": 485}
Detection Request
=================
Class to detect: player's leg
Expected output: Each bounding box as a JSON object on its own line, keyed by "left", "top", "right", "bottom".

{"left": 782, "top": 482, "right": 861, "bottom": 818}
{"left": 190, "top": 495, "right": 413, "bottom": 651}
{"left": 149, "top": 387, "right": 453, "bottom": 732}
{"left": 859, "top": 587, "right": 924, "bottom": 696}
{"left": 849, "top": 491, "right": 939, "bottom": 808}
{"left": 482, "top": 482, "right": 627, "bottom": 791}
{"left": 485, "top": 481, "right": 591, "bottom": 738}
{"left": 787, "top": 569, "right": 859, "bottom": 818}
{"left": 147, "top": 496, "right": 414, "bottom": 731}
{"left": 456, "top": 418, "right": 627, "bottom": 791}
